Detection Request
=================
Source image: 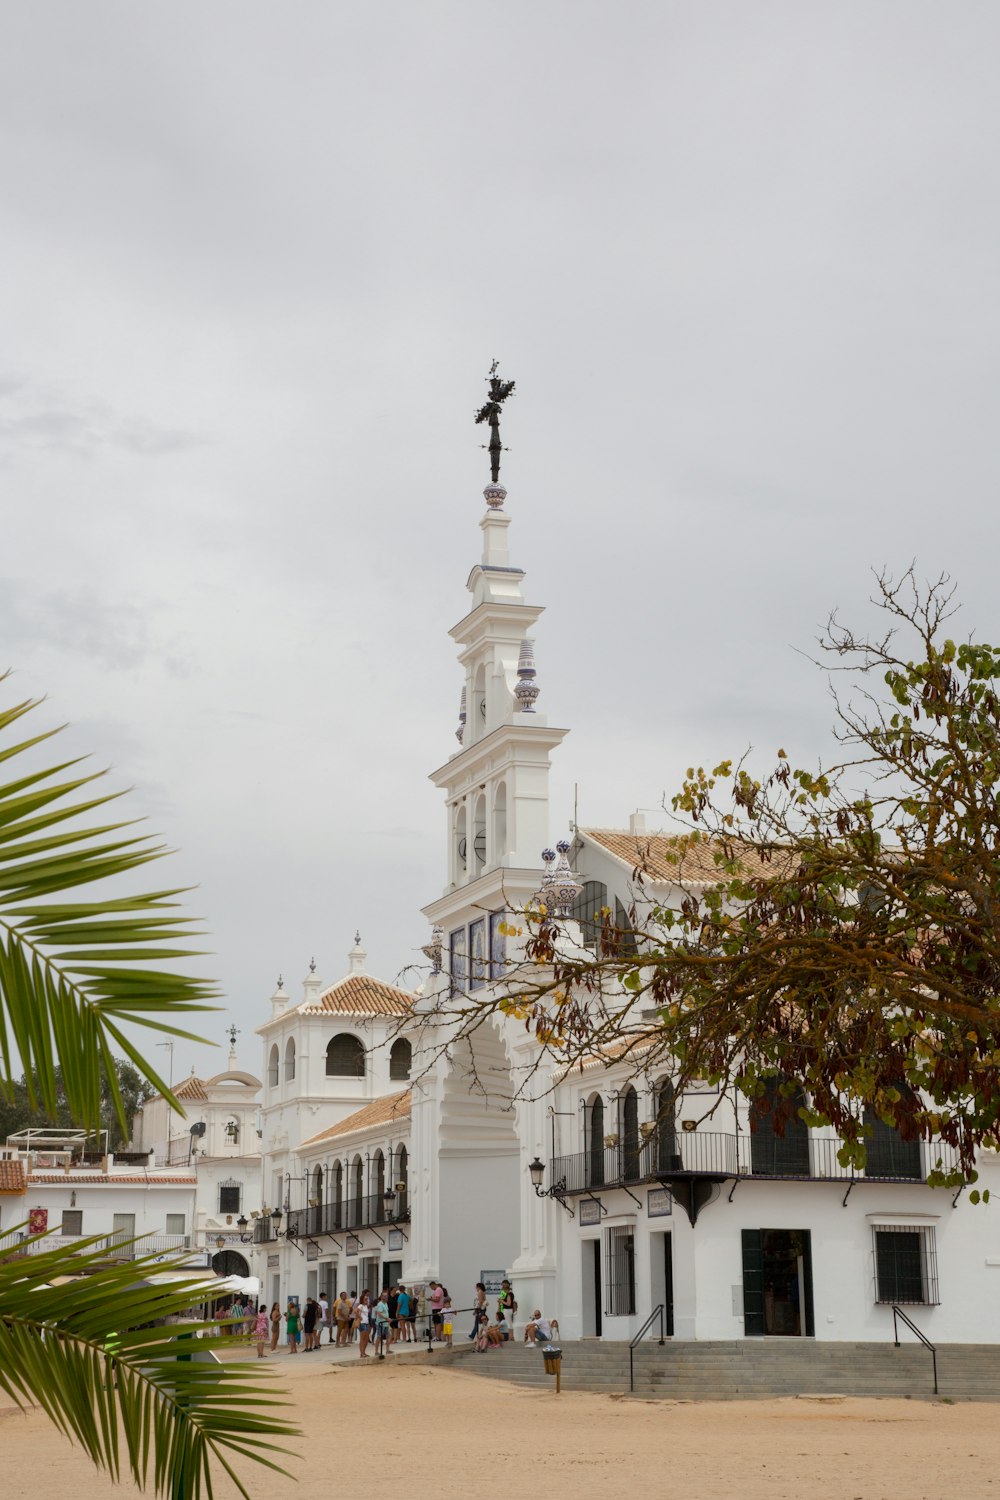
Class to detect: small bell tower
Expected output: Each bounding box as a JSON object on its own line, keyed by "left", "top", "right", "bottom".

{"left": 425, "top": 365, "right": 568, "bottom": 932}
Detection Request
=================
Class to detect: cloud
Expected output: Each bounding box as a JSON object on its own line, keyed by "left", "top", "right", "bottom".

{"left": 0, "top": 579, "right": 160, "bottom": 672}
{"left": 0, "top": 378, "right": 207, "bottom": 459}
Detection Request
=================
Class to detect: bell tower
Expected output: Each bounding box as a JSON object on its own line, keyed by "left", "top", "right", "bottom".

{"left": 423, "top": 368, "right": 568, "bottom": 939}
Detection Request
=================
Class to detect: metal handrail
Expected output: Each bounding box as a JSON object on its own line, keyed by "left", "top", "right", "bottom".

{"left": 892, "top": 1304, "right": 938, "bottom": 1395}
{"left": 628, "top": 1302, "right": 666, "bottom": 1392}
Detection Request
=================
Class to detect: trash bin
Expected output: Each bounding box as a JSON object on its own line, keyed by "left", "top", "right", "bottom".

{"left": 539, "top": 1342, "right": 563, "bottom": 1379}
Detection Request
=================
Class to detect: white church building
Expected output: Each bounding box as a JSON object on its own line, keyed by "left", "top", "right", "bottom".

{"left": 250, "top": 473, "right": 1000, "bottom": 1347}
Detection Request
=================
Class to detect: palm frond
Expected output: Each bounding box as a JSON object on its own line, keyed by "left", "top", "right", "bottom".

{"left": 0, "top": 680, "right": 218, "bottom": 1132}
{"left": 0, "top": 1232, "right": 296, "bottom": 1499}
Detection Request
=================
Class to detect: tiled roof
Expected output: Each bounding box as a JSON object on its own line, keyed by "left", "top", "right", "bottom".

{"left": 581, "top": 828, "right": 783, "bottom": 886}
{"left": 304, "top": 973, "right": 413, "bottom": 1017}
{"left": 298, "top": 1090, "right": 412, "bottom": 1149}
{"left": 172, "top": 1075, "right": 209, "bottom": 1101}
{"left": 29, "top": 1174, "right": 197, "bottom": 1185}
{"left": 0, "top": 1160, "right": 26, "bottom": 1194}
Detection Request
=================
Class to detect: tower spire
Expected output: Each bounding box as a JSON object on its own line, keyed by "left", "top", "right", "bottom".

{"left": 474, "top": 360, "right": 515, "bottom": 484}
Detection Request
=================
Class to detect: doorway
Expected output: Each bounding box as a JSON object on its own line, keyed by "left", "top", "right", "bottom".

{"left": 741, "top": 1228, "right": 814, "bottom": 1336}
{"left": 581, "top": 1238, "right": 602, "bottom": 1337}
{"left": 383, "top": 1258, "right": 402, "bottom": 1290}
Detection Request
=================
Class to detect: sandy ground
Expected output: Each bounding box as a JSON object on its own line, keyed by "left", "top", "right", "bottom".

{"left": 3, "top": 1346, "right": 1000, "bottom": 1500}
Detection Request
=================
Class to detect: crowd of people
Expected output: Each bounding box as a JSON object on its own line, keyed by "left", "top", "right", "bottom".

{"left": 213, "top": 1277, "right": 557, "bottom": 1361}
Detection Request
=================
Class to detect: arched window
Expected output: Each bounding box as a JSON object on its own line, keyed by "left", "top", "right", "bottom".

{"left": 326, "top": 1033, "right": 365, "bottom": 1078}
{"left": 267, "top": 1045, "right": 279, "bottom": 1088}
{"left": 352, "top": 1156, "right": 364, "bottom": 1226}
{"left": 455, "top": 805, "right": 467, "bottom": 877}
{"left": 493, "top": 782, "right": 507, "bottom": 861}
{"left": 389, "top": 1037, "right": 412, "bottom": 1081}
{"left": 587, "top": 1095, "right": 605, "bottom": 1187}
{"left": 621, "top": 1085, "right": 640, "bottom": 1182}
{"left": 614, "top": 898, "right": 640, "bottom": 958}
{"left": 655, "top": 1079, "right": 679, "bottom": 1172}
{"left": 284, "top": 1036, "right": 296, "bottom": 1082}
{"left": 373, "top": 1150, "right": 386, "bottom": 1221}
{"left": 749, "top": 1079, "right": 810, "bottom": 1177}
{"left": 472, "top": 794, "right": 486, "bottom": 871}
{"left": 334, "top": 1162, "right": 344, "bottom": 1229}
{"left": 864, "top": 1105, "right": 922, "bottom": 1180}
{"left": 573, "top": 880, "right": 608, "bottom": 949}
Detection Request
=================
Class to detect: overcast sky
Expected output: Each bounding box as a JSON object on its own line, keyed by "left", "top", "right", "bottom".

{"left": 2, "top": 3, "right": 998, "bottom": 1082}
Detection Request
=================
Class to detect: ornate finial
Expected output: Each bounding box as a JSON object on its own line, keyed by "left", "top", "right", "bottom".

{"left": 227, "top": 1023, "right": 239, "bottom": 1047}
{"left": 514, "top": 638, "right": 540, "bottom": 713}
{"left": 309, "top": 957, "right": 316, "bottom": 974}
{"left": 421, "top": 923, "right": 444, "bottom": 974}
{"left": 474, "top": 361, "right": 515, "bottom": 484}
{"left": 484, "top": 483, "right": 507, "bottom": 510}
{"left": 456, "top": 685, "right": 467, "bottom": 744}
{"left": 538, "top": 847, "right": 557, "bottom": 910}
{"left": 277, "top": 974, "right": 284, "bottom": 990}
{"left": 355, "top": 930, "right": 361, "bottom": 945}
{"left": 553, "top": 839, "right": 582, "bottom": 919}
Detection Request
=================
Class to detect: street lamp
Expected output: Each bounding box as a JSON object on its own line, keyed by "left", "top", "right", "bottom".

{"left": 215, "top": 1235, "right": 226, "bottom": 1250}
{"left": 382, "top": 1186, "right": 396, "bottom": 1221}
{"left": 527, "top": 1157, "right": 574, "bottom": 1217}
{"left": 270, "top": 1207, "right": 283, "bottom": 1237}
{"left": 236, "top": 1215, "right": 254, "bottom": 1244}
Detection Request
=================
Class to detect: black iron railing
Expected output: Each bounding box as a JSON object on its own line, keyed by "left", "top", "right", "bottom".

{"left": 253, "top": 1192, "right": 411, "bottom": 1243}
{"left": 892, "top": 1304, "right": 938, "bottom": 1395}
{"left": 550, "top": 1132, "right": 961, "bottom": 1195}
{"left": 629, "top": 1303, "right": 666, "bottom": 1393}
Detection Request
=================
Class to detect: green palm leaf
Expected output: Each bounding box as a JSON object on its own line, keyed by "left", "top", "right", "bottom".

{"left": 0, "top": 676, "right": 303, "bottom": 1492}
{"left": 0, "top": 1230, "right": 296, "bottom": 1498}
{"left": 0, "top": 677, "right": 217, "bottom": 1130}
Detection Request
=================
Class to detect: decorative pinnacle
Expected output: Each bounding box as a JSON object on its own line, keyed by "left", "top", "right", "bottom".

{"left": 421, "top": 923, "right": 444, "bottom": 974}
{"left": 276, "top": 974, "right": 284, "bottom": 990}
{"left": 309, "top": 957, "right": 316, "bottom": 974}
{"left": 355, "top": 930, "right": 361, "bottom": 945}
{"left": 456, "top": 685, "right": 467, "bottom": 744}
{"left": 514, "top": 637, "right": 540, "bottom": 713}
{"left": 484, "top": 483, "right": 507, "bottom": 510}
{"left": 552, "top": 839, "right": 582, "bottom": 920}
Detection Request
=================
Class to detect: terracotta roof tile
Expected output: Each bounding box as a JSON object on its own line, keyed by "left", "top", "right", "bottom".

{"left": 0, "top": 1160, "right": 26, "bottom": 1194}
{"left": 172, "top": 1075, "right": 209, "bottom": 1101}
{"left": 304, "top": 974, "right": 413, "bottom": 1017}
{"left": 581, "top": 828, "right": 783, "bottom": 886}
{"left": 298, "top": 1090, "right": 412, "bottom": 1149}
{"left": 28, "top": 1174, "right": 197, "bottom": 1185}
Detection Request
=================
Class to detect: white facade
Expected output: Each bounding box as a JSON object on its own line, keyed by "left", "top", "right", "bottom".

{"left": 246, "top": 475, "right": 1000, "bottom": 1346}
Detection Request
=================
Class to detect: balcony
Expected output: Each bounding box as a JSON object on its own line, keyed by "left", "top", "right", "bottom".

{"left": 253, "top": 1192, "right": 410, "bottom": 1244}
{"left": 0, "top": 1231, "right": 192, "bottom": 1260}
{"left": 550, "top": 1132, "right": 962, "bottom": 1199}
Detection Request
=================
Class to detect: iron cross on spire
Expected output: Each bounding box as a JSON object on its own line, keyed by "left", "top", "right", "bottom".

{"left": 474, "top": 359, "right": 516, "bottom": 483}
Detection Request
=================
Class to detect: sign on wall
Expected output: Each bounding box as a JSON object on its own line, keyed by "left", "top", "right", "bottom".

{"left": 306, "top": 1241, "right": 319, "bottom": 1261}
{"left": 346, "top": 1234, "right": 360, "bottom": 1256}
{"left": 28, "top": 1208, "right": 48, "bottom": 1236}
{"left": 480, "top": 1269, "right": 507, "bottom": 1297}
{"left": 647, "top": 1188, "right": 673, "bottom": 1218}
{"left": 267, "top": 1254, "right": 280, "bottom": 1268}
{"left": 579, "top": 1198, "right": 603, "bottom": 1226}
{"left": 387, "top": 1228, "right": 403, "bottom": 1251}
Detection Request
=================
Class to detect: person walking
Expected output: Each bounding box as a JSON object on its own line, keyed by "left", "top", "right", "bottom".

{"left": 395, "top": 1283, "right": 412, "bottom": 1342}
{"left": 468, "top": 1281, "right": 487, "bottom": 1341}
{"left": 334, "top": 1290, "right": 352, "bottom": 1346}
{"left": 354, "top": 1292, "right": 371, "bottom": 1358}
{"left": 373, "top": 1291, "right": 391, "bottom": 1357}
{"left": 254, "top": 1304, "right": 270, "bottom": 1358}
{"left": 303, "top": 1297, "right": 318, "bottom": 1351}
{"left": 429, "top": 1280, "right": 445, "bottom": 1341}
{"left": 285, "top": 1299, "right": 301, "bottom": 1354}
{"left": 386, "top": 1284, "right": 399, "bottom": 1345}
{"left": 318, "top": 1292, "right": 331, "bottom": 1344}
{"left": 269, "top": 1301, "right": 281, "bottom": 1352}
{"left": 498, "top": 1279, "right": 516, "bottom": 1338}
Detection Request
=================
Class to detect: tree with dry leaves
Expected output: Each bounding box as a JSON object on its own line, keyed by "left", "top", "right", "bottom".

{"left": 486, "top": 572, "right": 1000, "bottom": 1190}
